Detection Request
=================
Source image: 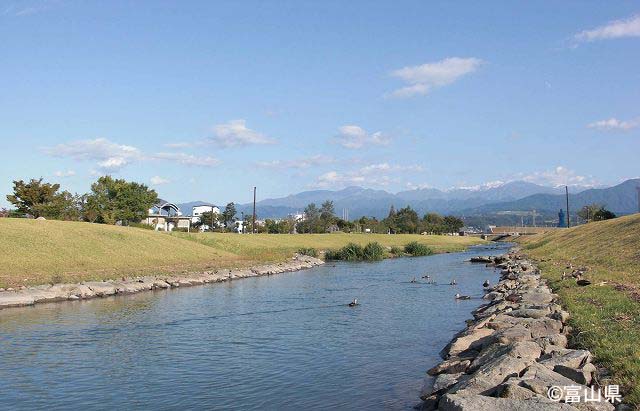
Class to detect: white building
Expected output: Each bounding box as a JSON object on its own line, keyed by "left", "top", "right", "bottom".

{"left": 144, "top": 199, "right": 191, "bottom": 232}
{"left": 191, "top": 204, "right": 220, "bottom": 231}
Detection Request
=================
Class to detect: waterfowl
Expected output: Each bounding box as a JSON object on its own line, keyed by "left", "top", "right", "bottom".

{"left": 483, "top": 280, "right": 490, "bottom": 287}
{"left": 455, "top": 293, "right": 471, "bottom": 300}
{"left": 422, "top": 274, "right": 431, "bottom": 279}
{"left": 348, "top": 298, "right": 359, "bottom": 307}
{"left": 449, "top": 279, "right": 457, "bottom": 285}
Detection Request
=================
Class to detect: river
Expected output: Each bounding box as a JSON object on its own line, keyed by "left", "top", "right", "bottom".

{"left": 0, "top": 243, "right": 510, "bottom": 410}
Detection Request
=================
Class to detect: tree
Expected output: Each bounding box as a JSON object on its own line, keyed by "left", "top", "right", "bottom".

{"left": 423, "top": 213, "right": 445, "bottom": 234}
{"left": 6, "top": 178, "right": 79, "bottom": 219}
{"left": 84, "top": 176, "right": 158, "bottom": 224}
{"left": 394, "top": 206, "right": 420, "bottom": 233}
{"left": 221, "top": 202, "right": 237, "bottom": 229}
{"left": 443, "top": 215, "right": 464, "bottom": 233}
{"left": 593, "top": 207, "right": 616, "bottom": 221}
{"left": 320, "top": 200, "right": 335, "bottom": 221}
{"left": 578, "top": 204, "right": 603, "bottom": 223}
{"left": 196, "top": 210, "right": 220, "bottom": 231}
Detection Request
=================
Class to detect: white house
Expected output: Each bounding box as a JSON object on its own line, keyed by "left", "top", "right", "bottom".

{"left": 191, "top": 204, "right": 220, "bottom": 230}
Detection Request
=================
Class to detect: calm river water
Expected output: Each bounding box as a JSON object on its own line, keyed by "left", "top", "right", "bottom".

{"left": 0, "top": 243, "right": 510, "bottom": 410}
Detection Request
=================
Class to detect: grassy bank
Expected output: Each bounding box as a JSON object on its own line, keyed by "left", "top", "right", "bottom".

{"left": 519, "top": 214, "right": 640, "bottom": 405}
{"left": 0, "top": 218, "right": 484, "bottom": 288}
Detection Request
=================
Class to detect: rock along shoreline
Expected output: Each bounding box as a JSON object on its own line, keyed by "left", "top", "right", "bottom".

{"left": 0, "top": 254, "right": 325, "bottom": 310}
{"left": 419, "top": 249, "right": 618, "bottom": 411}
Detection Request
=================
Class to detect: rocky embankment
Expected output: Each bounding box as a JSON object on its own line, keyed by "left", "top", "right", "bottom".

{"left": 420, "top": 251, "right": 619, "bottom": 411}
{"left": 0, "top": 254, "right": 324, "bottom": 310}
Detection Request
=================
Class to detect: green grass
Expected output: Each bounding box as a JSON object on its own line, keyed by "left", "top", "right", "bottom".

{"left": 0, "top": 218, "right": 484, "bottom": 288}
{"left": 519, "top": 214, "right": 640, "bottom": 405}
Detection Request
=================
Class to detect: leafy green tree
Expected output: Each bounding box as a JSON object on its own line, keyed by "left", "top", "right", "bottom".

{"left": 221, "top": 202, "right": 237, "bottom": 229}
{"left": 593, "top": 207, "right": 616, "bottom": 221}
{"left": 196, "top": 210, "right": 220, "bottom": 231}
{"left": 6, "top": 178, "right": 79, "bottom": 219}
{"left": 443, "top": 215, "right": 464, "bottom": 233}
{"left": 423, "top": 213, "right": 445, "bottom": 234}
{"left": 84, "top": 176, "right": 158, "bottom": 224}
{"left": 320, "top": 200, "right": 335, "bottom": 220}
{"left": 578, "top": 204, "right": 603, "bottom": 223}
{"left": 390, "top": 206, "right": 420, "bottom": 233}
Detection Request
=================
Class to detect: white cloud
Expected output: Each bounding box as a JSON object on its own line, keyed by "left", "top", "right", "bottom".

{"left": 587, "top": 117, "right": 639, "bottom": 131}
{"left": 359, "top": 162, "right": 424, "bottom": 174}
{"left": 256, "top": 155, "right": 334, "bottom": 169}
{"left": 389, "top": 57, "right": 483, "bottom": 98}
{"left": 575, "top": 14, "right": 640, "bottom": 42}
{"left": 54, "top": 170, "right": 75, "bottom": 178}
{"left": 152, "top": 152, "right": 220, "bottom": 167}
{"left": 522, "top": 166, "right": 597, "bottom": 187}
{"left": 210, "top": 120, "right": 275, "bottom": 147}
{"left": 311, "top": 162, "right": 424, "bottom": 188}
{"left": 43, "top": 138, "right": 220, "bottom": 172}
{"left": 150, "top": 176, "right": 170, "bottom": 185}
{"left": 43, "top": 138, "right": 142, "bottom": 172}
{"left": 334, "top": 125, "right": 391, "bottom": 149}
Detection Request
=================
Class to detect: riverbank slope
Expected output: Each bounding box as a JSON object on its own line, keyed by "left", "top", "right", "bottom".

{"left": 0, "top": 218, "right": 484, "bottom": 288}
{"left": 519, "top": 214, "right": 640, "bottom": 405}
{"left": 421, "top": 251, "right": 616, "bottom": 410}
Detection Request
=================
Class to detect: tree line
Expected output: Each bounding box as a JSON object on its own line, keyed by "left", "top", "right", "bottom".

{"left": 4, "top": 178, "right": 466, "bottom": 235}
{"left": 5, "top": 177, "right": 159, "bottom": 225}
{"left": 259, "top": 200, "right": 464, "bottom": 235}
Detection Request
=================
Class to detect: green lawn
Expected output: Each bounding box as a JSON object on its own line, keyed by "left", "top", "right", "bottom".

{"left": 520, "top": 214, "right": 640, "bottom": 405}
{"left": 0, "top": 218, "right": 484, "bottom": 288}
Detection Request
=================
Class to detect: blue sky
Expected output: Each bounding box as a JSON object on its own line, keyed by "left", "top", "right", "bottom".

{"left": 1, "top": 1, "right": 639, "bottom": 206}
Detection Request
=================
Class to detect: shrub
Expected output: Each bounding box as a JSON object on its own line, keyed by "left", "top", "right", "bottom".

{"left": 339, "top": 242, "right": 364, "bottom": 261}
{"left": 389, "top": 245, "right": 404, "bottom": 256}
{"left": 404, "top": 241, "right": 433, "bottom": 257}
{"left": 297, "top": 247, "right": 318, "bottom": 258}
{"left": 362, "top": 242, "right": 385, "bottom": 261}
{"left": 326, "top": 242, "right": 385, "bottom": 261}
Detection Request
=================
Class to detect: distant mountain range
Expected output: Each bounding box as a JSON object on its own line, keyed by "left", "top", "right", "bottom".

{"left": 178, "top": 179, "right": 639, "bottom": 223}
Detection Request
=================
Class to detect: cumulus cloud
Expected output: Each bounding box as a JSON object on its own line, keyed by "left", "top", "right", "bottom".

{"left": 43, "top": 138, "right": 142, "bottom": 172}
{"left": 150, "top": 176, "right": 170, "bottom": 185}
{"left": 255, "top": 155, "right": 334, "bottom": 169}
{"left": 333, "top": 125, "right": 391, "bottom": 149}
{"left": 43, "top": 138, "right": 220, "bottom": 172}
{"left": 209, "top": 120, "right": 275, "bottom": 147}
{"left": 587, "top": 117, "right": 639, "bottom": 131}
{"left": 522, "top": 166, "right": 597, "bottom": 187}
{"left": 389, "top": 57, "right": 483, "bottom": 98}
{"left": 575, "top": 14, "right": 640, "bottom": 42}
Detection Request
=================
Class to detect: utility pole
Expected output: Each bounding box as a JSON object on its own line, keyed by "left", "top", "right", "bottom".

{"left": 565, "top": 186, "right": 570, "bottom": 228}
{"left": 636, "top": 186, "right": 640, "bottom": 214}
{"left": 252, "top": 186, "right": 257, "bottom": 234}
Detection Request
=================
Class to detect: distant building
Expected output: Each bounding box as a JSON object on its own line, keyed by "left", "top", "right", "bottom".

{"left": 191, "top": 204, "right": 220, "bottom": 230}
{"left": 145, "top": 199, "right": 191, "bottom": 231}
{"left": 558, "top": 209, "right": 566, "bottom": 228}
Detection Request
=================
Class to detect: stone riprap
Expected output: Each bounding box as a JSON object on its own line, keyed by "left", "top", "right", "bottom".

{"left": 0, "top": 254, "right": 324, "bottom": 310}
{"left": 420, "top": 250, "right": 617, "bottom": 411}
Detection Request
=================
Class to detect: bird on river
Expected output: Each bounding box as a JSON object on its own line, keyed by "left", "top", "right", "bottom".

{"left": 348, "top": 298, "right": 359, "bottom": 307}
{"left": 455, "top": 293, "right": 471, "bottom": 300}
{"left": 422, "top": 274, "right": 431, "bottom": 279}
{"left": 410, "top": 277, "right": 418, "bottom": 283}
{"left": 449, "top": 279, "right": 457, "bottom": 285}
{"left": 483, "top": 279, "right": 490, "bottom": 287}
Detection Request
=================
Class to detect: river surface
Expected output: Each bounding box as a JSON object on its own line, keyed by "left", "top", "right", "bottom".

{"left": 0, "top": 243, "right": 510, "bottom": 410}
